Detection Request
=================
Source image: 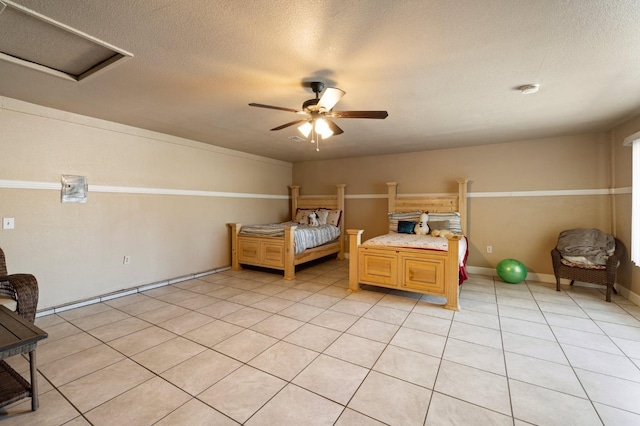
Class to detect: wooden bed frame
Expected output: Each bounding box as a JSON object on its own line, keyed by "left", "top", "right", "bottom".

{"left": 347, "top": 180, "right": 468, "bottom": 311}
{"left": 228, "top": 184, "right": 346, "bottom": 280}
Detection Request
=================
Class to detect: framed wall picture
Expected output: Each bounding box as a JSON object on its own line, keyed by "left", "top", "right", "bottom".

{"left": 61, "top": 175, "right": 88, "bottom": 203}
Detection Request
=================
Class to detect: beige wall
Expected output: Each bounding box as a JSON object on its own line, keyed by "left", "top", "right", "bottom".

{"left": 1, "top": 97, "right": 292, "bottom": 309}
{"left": 293, "top": 133, "right": 612, "bottom": 277}
{"left": 7, "top": 92, "right": 639, "bottom": 309}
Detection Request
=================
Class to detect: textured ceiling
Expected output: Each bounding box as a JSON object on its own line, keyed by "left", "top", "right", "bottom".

{"left": 2, "top": 0, "right": 640, "bottom": 163}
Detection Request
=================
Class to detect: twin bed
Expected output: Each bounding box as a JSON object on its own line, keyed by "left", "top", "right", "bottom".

{"left": 229, "top": 180, "right": 468, "bottom": 310}
{"left": 228, "top": 184, "right": 346, "bottom": 280}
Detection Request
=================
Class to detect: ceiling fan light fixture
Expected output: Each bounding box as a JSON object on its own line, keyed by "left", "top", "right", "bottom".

{"left": 317, "top": 87, "right": 346, "bottom": 111}
{"left": 298, "top": 121, "right": 312, "bottom": 137}
{"left": 315, "top": 118, "right": 333, "bottom": 139}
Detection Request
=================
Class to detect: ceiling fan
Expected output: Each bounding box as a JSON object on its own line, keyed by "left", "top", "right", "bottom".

{"left": 249, "top": 81, "right": 388, "bottom": 151}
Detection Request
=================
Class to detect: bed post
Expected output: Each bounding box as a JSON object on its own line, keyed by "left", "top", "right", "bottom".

{"left": 289, "top": 185, "right": 300, "bottom": 220}
{"left": 337, "top": 184, "right": 346, "bottom": 260}
{"left": 444, "top": 235, "right": 461, "bottom": 311}
{"left": 387, "top": 182, "right": 397, "bottom": 212}
{"left": 228, "top": 223, "right": 242, "bottom": 271}
{"left": 347, "top": 229, "right": 364, "bottom": 291}
{"left": 284, "top": 225, "right": 296, "bottom": 280}
{"left": 457, "top": 179, "right": 469, "bottom": 235}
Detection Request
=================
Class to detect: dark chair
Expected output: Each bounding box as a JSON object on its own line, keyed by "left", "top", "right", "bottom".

{"left": 0, "top": 248, "right": 39, "bottom": 323}
{"left": 551, "top": 237, "right": 623, "bottom": 302}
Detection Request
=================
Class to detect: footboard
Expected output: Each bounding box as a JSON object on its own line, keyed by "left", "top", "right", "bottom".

{"left": 228, "top": 223, "right": 296, "bottom": 279}
{"left": 347, "top": 229, "right": 461, "bottom": 311}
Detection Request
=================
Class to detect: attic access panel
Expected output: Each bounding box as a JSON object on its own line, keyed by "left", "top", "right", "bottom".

{"left": 0, "top": 0, "right": 132, "bottom": 82}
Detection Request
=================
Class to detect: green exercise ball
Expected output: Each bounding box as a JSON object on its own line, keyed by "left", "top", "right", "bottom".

{"left": 496, "top": 258, "right": 527, "bottom": 284}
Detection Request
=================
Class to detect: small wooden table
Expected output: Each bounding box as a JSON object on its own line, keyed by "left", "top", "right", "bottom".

{"left": 0, "top": 305, "right": 48, "bottom": 411}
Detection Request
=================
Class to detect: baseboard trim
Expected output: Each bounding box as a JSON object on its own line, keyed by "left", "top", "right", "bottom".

{"left": 36, "top": 262, "right": 639, "bottom": 318}
{"left": 36, "top": 266, "right": 231, "bottom": 318}
{"left": 613, "top": 285, "right": 640, "bottom": 306}
{"left": 465, "top": 265, "right": 640, "bottom": 302}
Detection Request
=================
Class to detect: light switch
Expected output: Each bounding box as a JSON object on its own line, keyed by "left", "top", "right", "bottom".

{"left": 3, "top": 218, "right": 14, "bottom": 230}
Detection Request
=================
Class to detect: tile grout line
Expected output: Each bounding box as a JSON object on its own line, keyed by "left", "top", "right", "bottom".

{"left": 12, "top": 268, "right": 640, "bottom": 425}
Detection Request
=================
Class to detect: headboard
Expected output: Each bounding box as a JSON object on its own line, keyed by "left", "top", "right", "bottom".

{"left": 387, "top": 180, "right": 469, "bottom": 235}
{"left": 289, "top": 183, "right": 347, "bottom": 235}
{"left": 290, "top": 184, "right": 346, "bottom": 213}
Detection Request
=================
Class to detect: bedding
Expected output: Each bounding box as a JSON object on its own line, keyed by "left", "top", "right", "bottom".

{"left": 428, "top": 220, "right": 450, "bottom": 230}
{"left": 388, "top": 210, "right": 422, "bottom": 232}
{"left": 295, "top": 208, "right": 342, "bottom": 226}
{"left": 388, "top": 211, "right": 462, "bottom": 234}
{"left": 362, "top": 233, "right": 468, "bottom": 267}
{"left": 240, "top": 222, "right": 341, "bottom": 255}
{"left": 426, "top": 212, "right": 463, "bottom": 235}
{"left": 397, "top": 220, "right": 416, "bottom": 234}
{"left": 316, "top": 209, "right": 329, "bottom": 225}
{"left": 326, "top": 209, "right": 342, "bottom": 226}
{"left": 294, "top": 209, "right": 315, "bottom": 224}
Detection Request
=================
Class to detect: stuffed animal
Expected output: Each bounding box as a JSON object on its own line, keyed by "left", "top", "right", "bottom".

{"left": 308, "top": 211, "right": 319, "bottom": 227}
{"left": 431, "top": 229, "right": 454, "bottom": 238}
{"left": 413, "top": 212, "right": 429, "bottom": 235}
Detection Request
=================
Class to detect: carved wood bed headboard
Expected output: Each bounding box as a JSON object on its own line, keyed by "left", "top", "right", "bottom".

{"left": 386, "top": 180, "right": 469, "bottom": 235}
{"left": 289, "top": 184, "right": 346, "bottom": 235}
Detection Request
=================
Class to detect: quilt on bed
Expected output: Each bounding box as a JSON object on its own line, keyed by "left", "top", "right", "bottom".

{"left": 240, "top": 222, "right": 341, "bottom": 255}
{"left": 363, "top": 234, "right": 467, "bottom": 264}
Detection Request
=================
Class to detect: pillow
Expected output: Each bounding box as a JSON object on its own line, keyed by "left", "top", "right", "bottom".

{"left": 428, "top": 212, "right": 463, "bottom": 234}
{"left": 326, "top": 209, "right": 342, "bottom": 226}
{"left": 294, "top": 209, "right": 315, "bottom": 224}
{"left": 315, "top": 209, "right": 330, "bottom": 225}
{"left": 428, "top": 220, "right": 450, "bottom": 231}
{"left": 388, "top": 210, "right": 422, "bottom": 232}
{"left": 398, "top": 221, "right": 416, "bottom": 234}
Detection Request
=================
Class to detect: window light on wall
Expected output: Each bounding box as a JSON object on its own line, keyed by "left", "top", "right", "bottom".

{"left": 624, "top": 131, "right": 640, "bottom": 265}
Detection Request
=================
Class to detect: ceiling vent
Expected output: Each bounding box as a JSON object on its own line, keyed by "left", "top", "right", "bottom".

{"left": 0, "top": 0, "right": 133, "bottom": 82}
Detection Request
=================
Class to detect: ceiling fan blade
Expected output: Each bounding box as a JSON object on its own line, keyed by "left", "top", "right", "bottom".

{"left": 318, "top": 87, "right": 345, "bottom": 111}
{"left": 327, "top": 110, "right": 389, "bottom": 119}
{"left": 249, "top": 103, "right": 300, "bottom": 113}
{"left": 326, "top": 119, "right": 344, "bottom": 135}
{"left": 270, "top": 119, "right": 308, "bottom": 131}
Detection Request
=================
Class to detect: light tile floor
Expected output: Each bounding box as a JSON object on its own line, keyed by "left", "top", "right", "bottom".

{"left": 2, "top": 259, "right": 640, "bottom": 425}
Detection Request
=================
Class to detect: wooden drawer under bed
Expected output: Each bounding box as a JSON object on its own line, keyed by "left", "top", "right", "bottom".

{"left": 237, "top": 237, "right": 285, "bottom": 269}
{"left": 358, "top": 247, "right": 447, "bottom": 294}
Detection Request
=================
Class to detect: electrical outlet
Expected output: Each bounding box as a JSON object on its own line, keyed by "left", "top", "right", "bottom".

{"left": 486, "top": 245, "right": 493, "bottom": 254}
{"left": 3, "top": 218, "right": 14, "bottom": 230}
{"left": 123, "top": 256, "right": 131, "bottom": 265}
